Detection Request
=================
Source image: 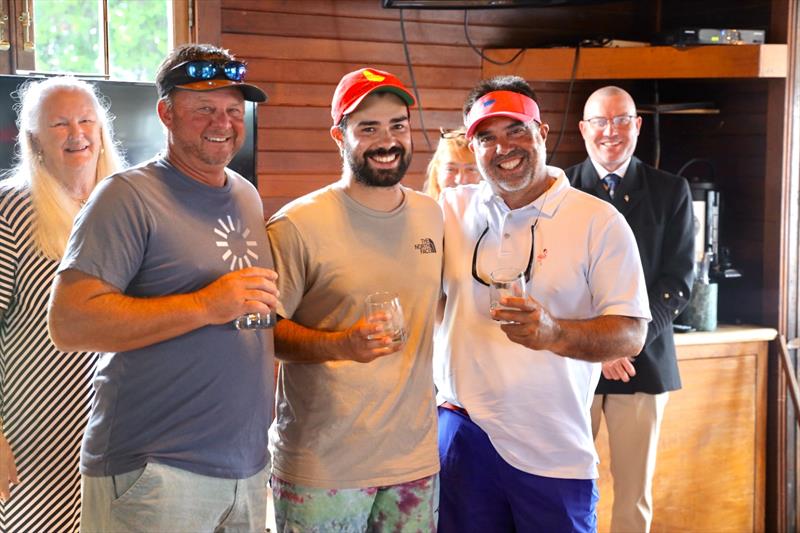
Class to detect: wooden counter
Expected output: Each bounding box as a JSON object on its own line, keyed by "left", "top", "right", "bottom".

{"left": 594, "top": 325, "right": 777, "bottom": 533}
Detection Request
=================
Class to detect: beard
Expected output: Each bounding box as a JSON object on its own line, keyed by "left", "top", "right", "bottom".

{"left": 478, "top": 148, "right": 536, "bottom": 193}
{"left": 345, "top": 145, "right": 411, "bottom": 188}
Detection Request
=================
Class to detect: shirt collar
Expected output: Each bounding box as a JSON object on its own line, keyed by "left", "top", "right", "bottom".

{"left": 478, "top": 166, "right": 569, "bottom": 221}
{"left": 590, "top": 157, "right": 632, "bottom": 182}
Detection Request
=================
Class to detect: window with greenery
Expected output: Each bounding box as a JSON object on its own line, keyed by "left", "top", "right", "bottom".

{"left": 33, "top": 0, "right": 172, "bottom": 81}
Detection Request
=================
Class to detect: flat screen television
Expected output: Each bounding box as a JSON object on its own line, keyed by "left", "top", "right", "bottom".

{"left": 382, "top": 0, "right": 612, "bottom": 7}
{"left": 0, "top": 75, "right": 258, "bottom": 185}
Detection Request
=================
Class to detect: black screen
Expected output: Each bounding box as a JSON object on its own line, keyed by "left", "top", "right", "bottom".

{"left": 381, "top": 0, "right": 612, "bottom": 7}
{"left": 0, "top": 75, "right": 257, "bottom": 185}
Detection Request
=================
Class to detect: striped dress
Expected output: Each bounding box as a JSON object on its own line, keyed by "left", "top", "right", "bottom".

{"left": 0, "top": 183, "right": 98, "bottom": 532}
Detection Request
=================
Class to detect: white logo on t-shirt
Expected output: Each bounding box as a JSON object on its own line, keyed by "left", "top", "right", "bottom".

{"left": 213, "top": 215, "right": 259, "bottom": 271}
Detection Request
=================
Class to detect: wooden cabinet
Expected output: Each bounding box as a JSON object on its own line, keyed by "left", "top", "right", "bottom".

{"left": 594, "top": 326, "right": 776, "bottom": 533}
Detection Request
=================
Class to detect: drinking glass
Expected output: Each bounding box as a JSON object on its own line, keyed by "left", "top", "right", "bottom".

{"left": 489, "top": 268, "right": 527, "bottom": 323}
{"left": 364, "top": 292, "right": 407, "bottom": 343}
{"left": 234, "top": 311, "right": 276, "bottom": 330}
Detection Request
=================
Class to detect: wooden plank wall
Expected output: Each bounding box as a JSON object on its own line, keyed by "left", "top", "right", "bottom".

{"left": 219, "top": 0, "right": 637, "bottom": 217}
{"left": 217, "top": 0, "right": 776, "bottom": 326}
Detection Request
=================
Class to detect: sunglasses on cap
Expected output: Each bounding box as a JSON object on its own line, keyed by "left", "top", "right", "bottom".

{"left": 158, "top": 59, "right": 267, "bottom": 102}
{"left": 175, "top": 60, "right": 247, "bottom": 82}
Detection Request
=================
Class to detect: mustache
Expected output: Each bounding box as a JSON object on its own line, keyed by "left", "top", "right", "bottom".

{"left": 491, "top": 148, "right": 527, "bottom": 166}
{"left": 364, "top": 146, "right": 405, "bottom": 159}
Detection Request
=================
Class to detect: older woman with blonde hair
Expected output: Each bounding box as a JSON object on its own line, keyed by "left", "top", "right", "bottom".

{"left": 0, "top": 76, "right": 124, "bottom": 531}
{"left": 422, "top": 127, "right": 481, "bottom": 200}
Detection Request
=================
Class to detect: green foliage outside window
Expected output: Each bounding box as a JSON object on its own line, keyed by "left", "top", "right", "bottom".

{"left": 33, "top": 0, "right": 170, "bottom": 82}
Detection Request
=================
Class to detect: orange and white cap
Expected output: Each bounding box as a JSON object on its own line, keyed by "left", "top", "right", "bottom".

{"left": 465, "top": 91, "right": 540, "bottom": 138}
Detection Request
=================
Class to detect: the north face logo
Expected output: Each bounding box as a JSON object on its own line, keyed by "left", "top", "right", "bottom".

{"left": 414, "top": 238, "right": 437, "bottom": 254}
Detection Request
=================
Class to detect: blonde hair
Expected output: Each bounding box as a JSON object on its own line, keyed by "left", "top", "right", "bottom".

{"left": 423, "top": 128, "right": 474, "bottom": 200}
{"left": 7, "top": 76, "right": 124, "bottom": 260}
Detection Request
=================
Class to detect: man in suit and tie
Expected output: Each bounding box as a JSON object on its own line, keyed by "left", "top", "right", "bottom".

{"left": 566, "top": 86, "right": 695, "bottom": 533}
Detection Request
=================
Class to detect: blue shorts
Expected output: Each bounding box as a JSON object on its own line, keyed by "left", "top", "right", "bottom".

{"left": 438, "top": 406, "right": 598, "bottom": 533}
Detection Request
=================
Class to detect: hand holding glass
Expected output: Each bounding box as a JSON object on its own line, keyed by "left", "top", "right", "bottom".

{"left": 489, "top": 268, "right": 527, "bottom": 323}
{"left": 234, "top": 311, "right": 276, "bottom": 330}
{"left": 364, "top": 292, "right": 407, "bottom": 343}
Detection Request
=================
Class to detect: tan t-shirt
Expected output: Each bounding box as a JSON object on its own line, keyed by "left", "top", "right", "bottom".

{"left": 266, "top": 184, "right": 443, "bottom": 489}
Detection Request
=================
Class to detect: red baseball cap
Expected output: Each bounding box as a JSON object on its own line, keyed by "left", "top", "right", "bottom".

{"left": 465, "top": 91, "right": 541, "bottom": 138}
{"left": 331, "top": 68, "right": 416, "bottom": 126}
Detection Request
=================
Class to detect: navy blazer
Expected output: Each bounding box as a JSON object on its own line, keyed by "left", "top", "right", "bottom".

{"left": 566, "top": 156, "right": 695, "bottom": 394}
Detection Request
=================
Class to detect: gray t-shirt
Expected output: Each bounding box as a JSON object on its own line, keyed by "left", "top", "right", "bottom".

{"left": 59, "top": 158, "right": 274, "bottom": 479}
{"left": 267, "top": 185, "right": 443, "bottom": 488}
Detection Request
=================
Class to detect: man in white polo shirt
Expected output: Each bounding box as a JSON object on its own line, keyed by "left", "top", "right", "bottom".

{"left": 434, "top": 75, "right": 651, "bottom": 532}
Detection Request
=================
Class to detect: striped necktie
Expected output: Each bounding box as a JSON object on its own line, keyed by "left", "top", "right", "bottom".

{"left": 603, "top": 173, "right": 621, "bottom": 199}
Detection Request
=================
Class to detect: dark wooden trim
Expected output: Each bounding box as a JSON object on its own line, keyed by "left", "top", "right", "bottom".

{"left": 194, "top": 0, "right": 221, "bottom": 45}
{"left": 0, "top": 0, "right": 12, "bottom": 73}
{"left": 756, "top": 337, "right": 769, "bottom": 532}
{"left": 10, "top": 0, "right": 32, "bottom": 71}
{"left": 172, "top": 0, "right": 191, "bottom": 46}
{"left": 767, "top": 0, "right": 798, "bottom": 529}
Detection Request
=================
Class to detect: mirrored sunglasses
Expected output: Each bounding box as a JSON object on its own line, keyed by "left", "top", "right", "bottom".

{"left": 179, "top": 60, "right": 248, "bottom": 82}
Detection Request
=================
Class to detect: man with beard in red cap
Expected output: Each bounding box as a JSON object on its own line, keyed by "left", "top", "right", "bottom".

{"left": 265, "top": 68, "right": 443, "bottom": 531}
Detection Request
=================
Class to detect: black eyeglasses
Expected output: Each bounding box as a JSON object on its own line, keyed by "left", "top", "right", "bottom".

{"left": 440, "top": 127, "right": 466, "bottom": 139}
{"left": 176, "top": 60, "right": 248, "bottom": 82}
{"left": 583, "top": 114, "right": 637, "bottom": 129}
{"left": 471, "top": 223, "right": 536, "bottom": 287}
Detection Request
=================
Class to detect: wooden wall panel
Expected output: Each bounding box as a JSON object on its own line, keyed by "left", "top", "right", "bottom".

{"left": 219, "top": 0, "right": 637, "bottom": 218}
{"left": 219, "top": 0, "right": 777, "bottom": 328}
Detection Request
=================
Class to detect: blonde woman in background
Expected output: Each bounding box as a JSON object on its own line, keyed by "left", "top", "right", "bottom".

{"left": 0, "top": 76, "right": 124, "bottom": 532}
{"left": 423, "top": 127, "right": 481, "bottom": 199}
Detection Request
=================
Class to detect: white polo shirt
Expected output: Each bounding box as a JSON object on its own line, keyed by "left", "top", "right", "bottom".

{"left": 434, "top": 168, "right": 650, "bottom": 480}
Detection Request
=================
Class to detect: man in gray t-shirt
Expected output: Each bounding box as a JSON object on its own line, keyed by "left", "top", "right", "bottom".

{"left": 266, "top": 67, "right": 442, "bottom": 532}
{"left": 48, "top": 44, "right": 278, "bottom": 533}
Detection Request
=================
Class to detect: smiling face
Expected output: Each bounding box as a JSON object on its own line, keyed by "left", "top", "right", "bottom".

{"left": 334, "top": 92, "right": 412, "bottom": 188}
{"left": 579, "top": 88, "right": 642, "bottom": 173}
{"left": 158, "top": 87, "right": 245, "bottom": 184}
{"left": 470, "top": 116, "right": 550, "bottom": 201}
{"left": 437, "top": 149, "right": 480, "bottom": 190}
{"left": 33, "top": 88, "right": 102, "bottom": 182}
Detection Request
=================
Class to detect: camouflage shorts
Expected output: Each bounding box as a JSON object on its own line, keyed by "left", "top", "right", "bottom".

{"left": 271, "top": 473, "right": 439, "bottom": 532}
